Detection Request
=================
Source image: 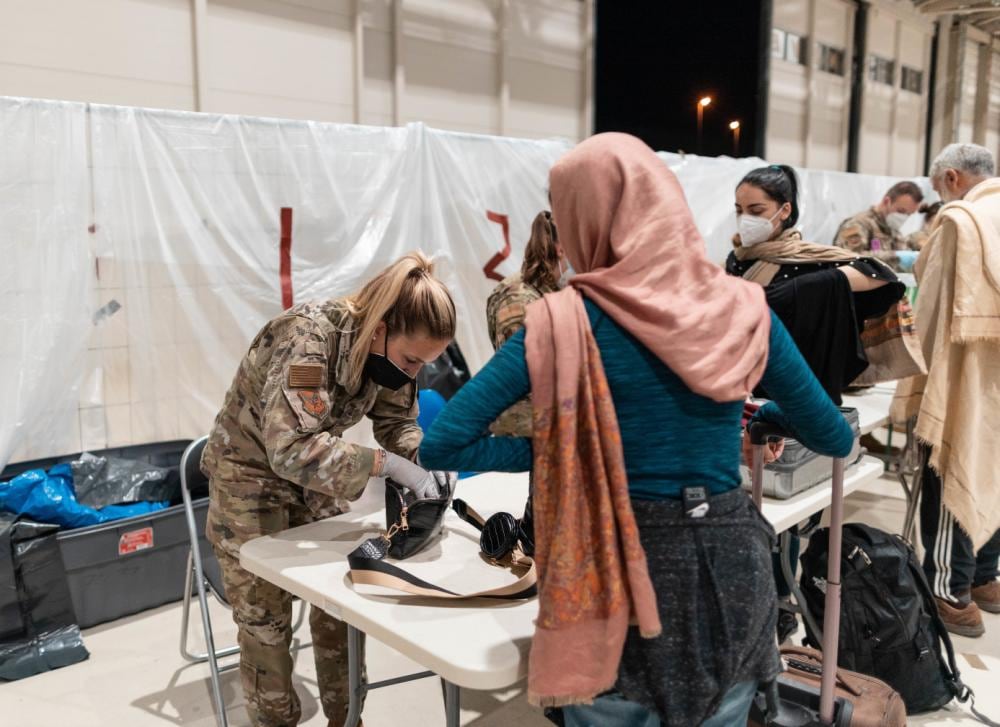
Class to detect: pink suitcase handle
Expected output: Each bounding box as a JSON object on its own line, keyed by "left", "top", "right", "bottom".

{"left": 748, "top": 420, "right": 847, "bottom": 725}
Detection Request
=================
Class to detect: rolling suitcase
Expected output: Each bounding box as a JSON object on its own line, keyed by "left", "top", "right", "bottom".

{"left": 746, "top": 420, "right": 859, "bottom": 726}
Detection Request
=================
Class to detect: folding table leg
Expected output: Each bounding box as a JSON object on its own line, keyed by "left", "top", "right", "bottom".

{"left": 345, "top": 625, "right": 366, "bottom": 727}
{"left": 443, "top": 680, "right": 461, "bottom": 727}
{"left": 902, "top": 453, "right": 925, "bottom": 544}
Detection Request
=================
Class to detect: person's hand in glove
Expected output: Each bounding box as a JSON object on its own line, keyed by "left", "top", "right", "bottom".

{"left": 378, "top": 451, "right": 455, "bottom": 500}
{"left": 895, "top": 249, "right": 918, "bottom": 272}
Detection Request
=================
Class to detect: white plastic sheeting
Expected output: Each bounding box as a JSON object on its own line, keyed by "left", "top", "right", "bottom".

{"left": 0, "top": 96, "right": 938, "bottom": 467}
{"left": 87, "top": 109, "right": 566, "bottom": 445}
{"left": 0, "top": 98, "right": 91, "bottom": 469}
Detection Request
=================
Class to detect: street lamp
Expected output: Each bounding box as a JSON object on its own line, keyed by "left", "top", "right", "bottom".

{"left": 729, "top": 120, "right": 741, "bottom": 157}
{"left": 696, "top": 96, "right": 712, "bottom": 154}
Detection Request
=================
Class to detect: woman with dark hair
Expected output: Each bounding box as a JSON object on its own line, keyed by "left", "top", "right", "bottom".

{"left": 726, "top": 164, "right": 907, "bottom": 404}
{"left": 727, "top": 165, "right": 911, "bottom": 642}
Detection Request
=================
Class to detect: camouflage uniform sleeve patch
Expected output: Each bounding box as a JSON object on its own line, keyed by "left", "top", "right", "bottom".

{"left": 288, "top": 364, "right": 324, "bottom": 388}
{"left": 279, "top": 373, "right": 331, "bottom": 433}
{"left": 297, "top": 390, "right": 328, "bottom": 418}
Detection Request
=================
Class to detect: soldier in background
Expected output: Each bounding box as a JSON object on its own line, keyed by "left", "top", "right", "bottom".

{"left": 202, "top": 252, "right": 456, "bottom": 727}
{"left": 833, "top": 180, "right": 924, "bottom": 271}
{"left": 486, "top": 211, "right": 571, "bottom": 436}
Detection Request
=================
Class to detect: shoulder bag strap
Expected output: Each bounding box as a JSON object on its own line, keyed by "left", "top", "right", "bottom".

{"left": 906, "top": 551, "right": 1000, "bottom": 726}
{"left": 347, "top": 541, "right": 536, "bottom": 600}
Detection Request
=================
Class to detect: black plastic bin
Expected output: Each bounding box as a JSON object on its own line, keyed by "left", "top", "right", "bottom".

{"left": 0, "top": 440, "right": 218, "bottom": 629}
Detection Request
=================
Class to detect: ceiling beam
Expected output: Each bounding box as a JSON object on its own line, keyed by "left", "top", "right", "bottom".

{"left": 975, "top": 16, "right": 1000, "bottom": 30}
{"left": 965, "top": 9, "right": 1000, "bottom": 22}
{"left": 917, "top": 0, "right": 998, "bottom": 14}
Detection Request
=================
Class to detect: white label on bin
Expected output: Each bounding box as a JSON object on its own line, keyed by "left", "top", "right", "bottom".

{"left": 119, "top": 527, "right": 154, "bottom": 556}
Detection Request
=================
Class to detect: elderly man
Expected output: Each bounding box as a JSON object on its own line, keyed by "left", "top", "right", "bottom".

{"left": 834, "top": 180, "right": 924, "bottom": 270}
{"left": 906, "top": 143, "right": 1000, "bottom": 638}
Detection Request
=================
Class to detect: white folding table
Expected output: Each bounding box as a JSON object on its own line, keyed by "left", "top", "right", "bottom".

{"left": 240, "top": 458, "right": 884, "bottom": 727}
{"left": 842, "top": 385, "right": 894, "bottom": 435}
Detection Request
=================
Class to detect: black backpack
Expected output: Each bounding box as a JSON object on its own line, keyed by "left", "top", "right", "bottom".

{"left": 799, "top": 523, "right": 996, "bottom": 724}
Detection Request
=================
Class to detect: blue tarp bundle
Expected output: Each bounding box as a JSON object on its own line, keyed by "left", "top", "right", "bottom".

{"left": 0, "top": 464, "right": 168, "bottom": 530}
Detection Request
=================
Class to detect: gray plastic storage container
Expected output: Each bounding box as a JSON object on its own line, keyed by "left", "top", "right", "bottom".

{"left": 740, "top": 408, "right": 864, "bottom": 500}
{"left": 0, "top": 440, "right": 219, "bottom": 629}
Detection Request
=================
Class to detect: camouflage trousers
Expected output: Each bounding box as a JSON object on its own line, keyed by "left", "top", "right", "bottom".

{"left": 207, "top": 477, "right": 366, "bottom": 727}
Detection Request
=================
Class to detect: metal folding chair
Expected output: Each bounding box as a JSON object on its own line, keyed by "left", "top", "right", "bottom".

{"left": 178, "top": 436, "right": 306, "bottom": 727}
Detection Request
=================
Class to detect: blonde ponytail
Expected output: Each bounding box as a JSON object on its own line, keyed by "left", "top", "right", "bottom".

{"left": 345, "top": 251, "right": 456, "bottom": 390}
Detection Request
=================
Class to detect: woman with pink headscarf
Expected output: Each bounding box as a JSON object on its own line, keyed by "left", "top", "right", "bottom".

{"left": 421, "top": 133, "right": 854, "bottom": 726}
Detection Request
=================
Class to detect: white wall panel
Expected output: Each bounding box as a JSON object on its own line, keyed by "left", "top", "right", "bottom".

{"left": 0, "top": 0, "right": 586, "bottom": 140}
{"left": 988, "top": 51, "right": 1000, "bottom": 162}
{"left": 0, "top": 0, "right": 196, "bottom": 109}
{"left": 769, "top": 64, "right": 810, "bottom": 167}
{"left": 858, "top": 1, "right": 932, "bottom": 176}
{"left": 774, "top": 0, "right": 809, "bottom": 36}
{"left": 959, "top": 40, "right": 981, "bottom": 143}
{"left": 768, "top": 0, "right": 855, "bottom": 171}
{"left": 206, "top": 0, "right": 355, "bottom": 123}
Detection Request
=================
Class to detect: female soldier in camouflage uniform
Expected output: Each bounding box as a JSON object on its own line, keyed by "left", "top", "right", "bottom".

{"left": 202, "top": 251, "right": 456, "bottom": 726}
{"left": 485, "top": 210, "right": 568, "bottom": 436}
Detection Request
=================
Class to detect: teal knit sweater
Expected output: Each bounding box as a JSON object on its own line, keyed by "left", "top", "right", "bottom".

{"left": 421, "top": 299, "right": 854, "bottom": 499}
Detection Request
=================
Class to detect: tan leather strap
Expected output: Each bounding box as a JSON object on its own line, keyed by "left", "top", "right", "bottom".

{"left": 348, "top": 549, "right": 536, "bottom": 600}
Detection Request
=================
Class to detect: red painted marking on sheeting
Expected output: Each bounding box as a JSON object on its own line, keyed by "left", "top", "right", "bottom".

{"left": 280, "top": 207, "right": 293, "bottom": 310}
{"left": 483, "top": 210, "right": 511, "bottom": 282}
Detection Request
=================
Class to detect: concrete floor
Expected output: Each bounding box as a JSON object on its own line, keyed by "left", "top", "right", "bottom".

{"left": 3, "top": 473, "right": 999, "bottom": 726}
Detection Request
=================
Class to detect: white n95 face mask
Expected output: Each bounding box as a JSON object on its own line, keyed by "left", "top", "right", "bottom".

{"left": 886, "top": 212, "right": 909, "bottom": 233}
{"left": 737, "top": 209, "right": 781, "bottom": 247}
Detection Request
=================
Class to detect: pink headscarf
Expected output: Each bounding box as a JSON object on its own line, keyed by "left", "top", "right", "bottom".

{"left": 549, "top": 132, "right": 771, "bottom": 402}
{"left": 521, "top": 133, "right": 771, "bottom": 708}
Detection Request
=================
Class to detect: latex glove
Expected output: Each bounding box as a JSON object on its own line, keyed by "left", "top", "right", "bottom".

{"left": 382, "top": 452, "right": 453, "bottom": 500}
{"left": 430, "top": 469, "right": 458, "bottom": 498}
{"left": 896, "top": 250, "right": 918, "bottom": 272}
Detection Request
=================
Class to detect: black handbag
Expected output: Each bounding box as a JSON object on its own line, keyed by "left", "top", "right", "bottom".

{"left": 347, "top": 482, "right": 536, "bottom": 601}
{"left": 383, "top": 477, "right": 452, "bottom": 560}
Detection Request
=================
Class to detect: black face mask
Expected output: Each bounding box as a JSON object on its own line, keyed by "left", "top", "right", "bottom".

{"left": 365, "top": 334, "right": 414, "bottom": 391}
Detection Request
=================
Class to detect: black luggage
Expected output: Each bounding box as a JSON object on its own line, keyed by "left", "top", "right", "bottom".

{"left": 799, "top": 523, "right": 954, "bottom": 713}
{"left": 798, "top": 522, "right": 999, "bottom": 725}
{"left": 0, "top": 514, "right": 89, "bottom": 680}
{"left": 749, "top": 423, "right": 999, "bottom": 727}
